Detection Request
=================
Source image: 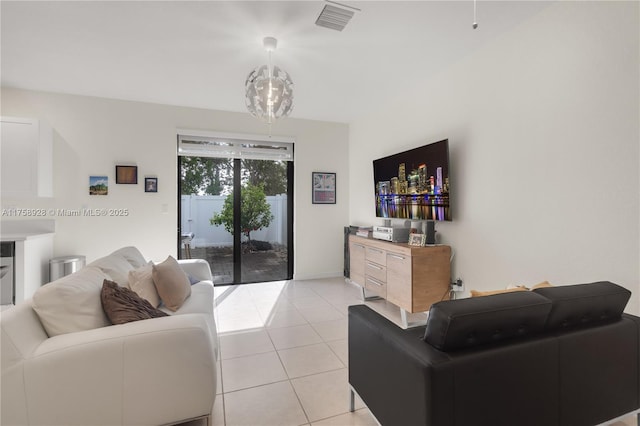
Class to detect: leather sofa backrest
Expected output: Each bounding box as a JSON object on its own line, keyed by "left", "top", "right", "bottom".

{"left": 424, "top": 291, "right": 552, "bottom": 351}
{"left": 533, "top": 281, "right": 631, "bottom": 331}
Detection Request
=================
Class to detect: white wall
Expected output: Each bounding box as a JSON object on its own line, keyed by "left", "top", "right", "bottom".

{"left": 1, "top": 88, "right": 349, "bottom": 279}
{"left": 349, "top": 2, "right": 639, "bottom": 314}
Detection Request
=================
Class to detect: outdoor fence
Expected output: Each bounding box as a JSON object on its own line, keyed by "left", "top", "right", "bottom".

{"left": 180, "top": 194, "right": 287, "bottom": 248}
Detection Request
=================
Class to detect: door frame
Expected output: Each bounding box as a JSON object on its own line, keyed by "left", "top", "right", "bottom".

{"left": 177, "top": 132, "right": 294, "bottom": 284}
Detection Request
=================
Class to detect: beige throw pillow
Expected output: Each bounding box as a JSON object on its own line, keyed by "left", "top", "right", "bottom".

{"left": 470, "top": 287, "right": 528, "bottom": 297}
{"left": 128, "top": 262, "right": 161, "bottom": 308}
{"left": 152, "top": 256, "right": 191, "bottom": 312}
{"left": 531, "top": 281, "right": 553, "bottom": 290}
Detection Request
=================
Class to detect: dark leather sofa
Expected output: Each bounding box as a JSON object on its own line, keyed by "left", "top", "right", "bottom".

{"left": 348, "top": 281, "right": 640, "bottom": 426}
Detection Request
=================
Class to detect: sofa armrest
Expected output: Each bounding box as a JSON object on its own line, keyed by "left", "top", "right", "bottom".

{"left": 24, "top": 314, "right": 217, "bottom": 426}
{"left": 348, "top": 305, "right": 454, "bottom": 426}
{"left": 178, "top": 259, "right": 213, "bottom": 282}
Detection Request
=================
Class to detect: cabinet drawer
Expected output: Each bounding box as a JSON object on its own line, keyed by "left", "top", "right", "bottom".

{"left": 365, "top": 246, "right": 386, "bottom": 266}
{"left": 365, "top": 261, "right": 386, "bottom": 282}
{"left": 365, "top": 276, "right": 387, "bottom": 298}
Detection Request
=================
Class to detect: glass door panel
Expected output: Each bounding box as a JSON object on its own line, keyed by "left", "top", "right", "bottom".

{"left": 240, "top": 159, "right": 291, "bottom": 283}
{"left": 179, "top": 155, "right": 293, "bottom": 285}
{"left": 179, "top": 156, "right": 234, "bottom": 284}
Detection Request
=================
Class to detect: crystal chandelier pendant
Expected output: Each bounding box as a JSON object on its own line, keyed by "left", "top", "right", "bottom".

{"left": 245, "top": 37, "right": 294, "bottom": 125}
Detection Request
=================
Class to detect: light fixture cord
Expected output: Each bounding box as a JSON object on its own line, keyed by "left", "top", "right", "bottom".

{"left": 267, "top": 49, "right": 273, "bottom": 132}
{"left": 473, "top": 0, "right": 478, "bottom": 29}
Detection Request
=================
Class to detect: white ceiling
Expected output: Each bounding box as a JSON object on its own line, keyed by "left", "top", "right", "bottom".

{"left": 1, "top": 1, "right": 553, "bottom": 124}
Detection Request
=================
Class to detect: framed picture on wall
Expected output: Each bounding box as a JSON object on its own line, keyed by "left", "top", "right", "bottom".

{"left": 115, "top": 165, "right": 138, "bottom": 184}
{"left": 145, "top": 177, "right": 158, "bottom": 193}
{"left": 89, "top": 176, "right": 108, "bottom": 195}
{"left": 312, "top": 172, "right": 336, "bottom": 204}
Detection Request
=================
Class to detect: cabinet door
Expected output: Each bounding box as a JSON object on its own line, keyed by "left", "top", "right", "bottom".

{"left": 386, "top": 251, "right": 412, "bottom": 311}
{"left": 1, "top": 118, "right": 39, "bottom": 197}
{"left": 349, "top": 241, "right": 366, "bottom": 286}
{"left": 0, "top": 117, "right": 52, "bottom": 198}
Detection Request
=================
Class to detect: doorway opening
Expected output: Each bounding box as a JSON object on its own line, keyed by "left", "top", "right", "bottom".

{"left": 178, "top": 133, "right": 294, "bottom": 285}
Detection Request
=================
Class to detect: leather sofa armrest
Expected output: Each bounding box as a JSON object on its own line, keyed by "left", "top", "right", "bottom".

{"left": 348, "top": 305, "right": 453, "bottom": 426}
{"left": 178, "top": 259, "right": 213, "bottom": 282}
{"left": 24, "top": 314, "right": 217, "bottom": 426}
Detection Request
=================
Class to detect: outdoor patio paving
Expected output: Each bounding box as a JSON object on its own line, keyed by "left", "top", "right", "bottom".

{"left": 183, "top": 245, "right": 288, "bottom": 284}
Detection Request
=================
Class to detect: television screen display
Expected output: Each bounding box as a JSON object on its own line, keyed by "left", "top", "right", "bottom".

{"left": 373, "top": 139, "right": 451, "bottom": 221}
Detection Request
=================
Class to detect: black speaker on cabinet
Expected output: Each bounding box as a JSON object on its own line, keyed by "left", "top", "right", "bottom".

{"left": 425, "top": 221, "right": 436, "bottom": 245}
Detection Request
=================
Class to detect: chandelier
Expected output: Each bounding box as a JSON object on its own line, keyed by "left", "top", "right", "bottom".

{"left": 245, "top": 37, "right": 294, "bottom": 125}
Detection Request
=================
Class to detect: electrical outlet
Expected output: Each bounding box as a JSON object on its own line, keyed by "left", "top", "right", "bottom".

{"left": 451, "top": 278, "right": 464, "bottom": 292}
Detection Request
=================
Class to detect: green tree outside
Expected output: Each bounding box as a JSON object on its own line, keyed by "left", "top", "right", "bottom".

{"left": 210, "top": 183, "right": 274, "bottom": 247}
{"left": 181, "top": 157, "right": 286, "bottom": 196}
{"left": 242, "top": 160, "right": 287, "bottom": 195}
{"left": 181, "top": 157, "right": 230, "bottom": 195}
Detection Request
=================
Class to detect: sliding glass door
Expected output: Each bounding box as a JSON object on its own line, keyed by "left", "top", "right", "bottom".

{"left": 178, "top": 134, "right": 293, "bottom": 285}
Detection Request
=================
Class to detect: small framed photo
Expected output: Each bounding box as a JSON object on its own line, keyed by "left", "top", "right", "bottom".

{"left": 145, "top": 177, "right": 158, "bottom": 193}
{"left": 115, "top": 165, "right": 138, "bottom": 184}
{"left": 408, "top": 233, "right": 426, "bottom": 247}
{"left": 312, "top": 172, "right": 336, "bottom": 204}
{"left": 89, "top": 176, "right": 108, "bottom": 195}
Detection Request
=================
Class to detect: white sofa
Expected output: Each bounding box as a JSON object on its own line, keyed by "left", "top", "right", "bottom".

{"left": 0, "top": 247, "right": 218, "bottom": 426}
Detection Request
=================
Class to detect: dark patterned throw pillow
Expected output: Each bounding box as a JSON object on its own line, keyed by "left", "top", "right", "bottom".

{"left": 100, "top": 279, "right": 169, "bottom": 325}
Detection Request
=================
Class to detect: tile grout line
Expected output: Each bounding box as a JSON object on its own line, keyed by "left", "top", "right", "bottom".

{"left": 220, "top": 366, "right": 349, "bottom": 396}
{"left": 216, "top": 279, "right": 369, "bottom": 426}
{"left": 256, "top": 284, "right": 312, "bottom": 426}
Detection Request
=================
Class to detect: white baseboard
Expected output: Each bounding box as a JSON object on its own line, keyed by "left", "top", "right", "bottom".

{"left": 293, "top": 271, "right": 344, "bottom": 281}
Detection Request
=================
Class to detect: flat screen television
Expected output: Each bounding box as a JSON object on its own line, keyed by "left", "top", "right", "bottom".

{"left": 373, "top": 139, "right": 451, "bottom": 221}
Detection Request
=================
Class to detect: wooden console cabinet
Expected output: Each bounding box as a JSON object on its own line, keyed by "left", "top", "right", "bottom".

{"left": 349, "top": 235, "right": 451, "bottom": 315}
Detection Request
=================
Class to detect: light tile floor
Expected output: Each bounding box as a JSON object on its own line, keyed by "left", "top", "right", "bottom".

{"left": 213, "top": 277, "right": 377, "bottom": 426}
{"left": 207, "top": 277, "right": 639, "bottom": 426}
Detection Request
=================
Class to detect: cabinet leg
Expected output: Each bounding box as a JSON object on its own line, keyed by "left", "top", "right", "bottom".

{"left": 360, "top": 286, "right": 382, "bottom": 301}
{"left": 399, "top": 307, "right": 429, "bottom": 329}
{"left": 400, "top": 308, "right": 408, "bottom": 329}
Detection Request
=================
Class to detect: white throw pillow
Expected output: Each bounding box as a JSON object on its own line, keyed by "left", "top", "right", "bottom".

{"left": 32, "top": 266, "right": 111, "bottom": 337}
{"left": 128, "top": 262, "right": 161, "bottom": 308}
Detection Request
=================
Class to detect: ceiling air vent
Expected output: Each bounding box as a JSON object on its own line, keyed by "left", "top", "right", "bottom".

{"left": 315, "top": 2, "right": 358, "bottom": 32}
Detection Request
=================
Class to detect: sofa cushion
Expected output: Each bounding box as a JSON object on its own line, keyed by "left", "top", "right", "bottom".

{"left": 160, "top": 281, "right": 214, "bottom": 316}
{"left": 101, "top": 279, "right": 168, "bottom": 325}
{"left": 424, "top": 291, "right": 552, "bottom": 351}
{"left": 89, "top": 254, "right": 134, "bottom": 288}
{"left": 109, "top": 246, "right": 147, "bottom": 269}
{"left": 533, "top": 281, "right": 631, "bottom": 331}
{"left": 128, "top": 263, "right": 161, "bottom": 308}
{"left": 32, "top": 266, "right": 111, "bottom": 337}
{"left": 152, "top": 256, "right": 191, "bottom": 312}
